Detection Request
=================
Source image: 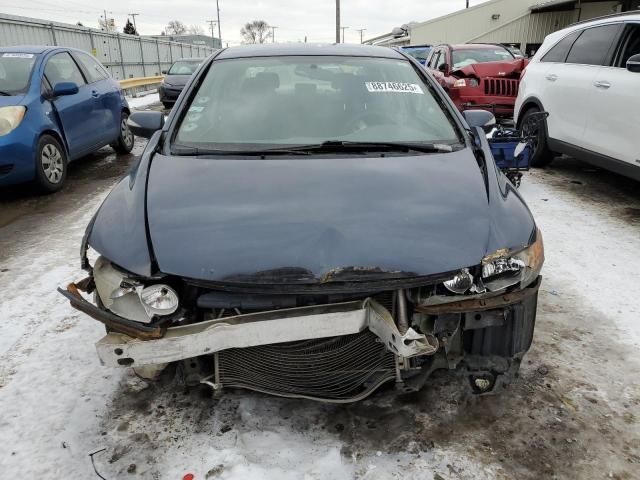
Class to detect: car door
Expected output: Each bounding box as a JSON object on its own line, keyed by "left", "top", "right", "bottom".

{"left": 540, "top": 24, "right": 622, "bottom": 147}
{"left": 72, "top": 51, "right": 121, "bottom": 144}
{"left": 44, "top": 51, "right": 100, "bottom": 157}
{"left": 581, "top": 22, "right": 640, "bottom": 165}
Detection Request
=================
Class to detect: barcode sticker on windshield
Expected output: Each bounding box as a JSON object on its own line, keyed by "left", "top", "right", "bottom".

{"left": 2, "top": 53, "right": 34, "bottom": 58}
{"left": 365, "top": 82, "right": 424, "bottom": 94}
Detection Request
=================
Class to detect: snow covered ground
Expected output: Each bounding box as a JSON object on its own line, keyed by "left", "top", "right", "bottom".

{"left": 126, "top": 91, "right": 161, "bottom": 110}
{"left": 0, "top": 150, "right": 639, "bottom": 479}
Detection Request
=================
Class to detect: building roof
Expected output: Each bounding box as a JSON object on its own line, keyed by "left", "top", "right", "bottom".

{"left": 216, "top": 43, "right": 402, "bottom": 60}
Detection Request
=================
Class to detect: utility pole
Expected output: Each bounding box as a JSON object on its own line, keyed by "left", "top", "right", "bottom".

{"left": 341, "top": 26, "right": 349, "bottom": 43}
{"left": 206, "top": 20, "right": 217, "bottom": 47}
{"left": 356, "top": 28, "right": 366, "bottom": 44}
{"left": 128, "top": 13, "right": 140, "bottom": 33}
{"left": 466, "top": 0, "right": 470, "bottom": 7}
{"left": 335, "top": 0, "right": 340, "bottom": 43}
{"left": 270, "top": 26, "right": 278, "bottom": 43}
{"left": 216, "top": 0, "right": 222, "bottom": 47}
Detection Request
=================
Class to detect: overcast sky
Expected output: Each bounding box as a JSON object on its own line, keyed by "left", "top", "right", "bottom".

{"left": 0, "top": 0, "right": 490, "bottom": 46}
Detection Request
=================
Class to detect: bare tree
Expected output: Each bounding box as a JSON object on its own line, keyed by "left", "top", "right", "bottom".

{"left": 187, "top": 24, "right": 205, "bottom": 35}
{"left": 165, "top": 20, "right": 187, "bottom": 35}
{"left": 240, "top": 20, "right": 272, "bottom": 44}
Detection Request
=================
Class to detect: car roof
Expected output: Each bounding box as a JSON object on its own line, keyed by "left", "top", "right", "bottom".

{"left": 0, "top": 45, "right": 56, "bottom": 54}
{"left": 216, "top": 43, "right": 403, "bottom": 60}
{"left": 448, "top": 44, "right": 508, "bottom": 50}
{"left": 173, "top": 58, "right": 205, "bottom": 62}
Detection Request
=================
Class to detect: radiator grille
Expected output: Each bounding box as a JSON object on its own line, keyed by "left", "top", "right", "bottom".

{"left": 484, "top": 78, "right": 519, "bottom": 97}
{"left": 218, "top": 331, "right": 396, "bottom": 402}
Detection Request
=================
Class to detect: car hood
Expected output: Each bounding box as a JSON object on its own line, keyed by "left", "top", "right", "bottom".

{"left": 145, "top": 150, "right": 503, "bottom": 283}
{"left": 452, "top": 58, "right": 528, "bottom": 78}
{"left": 0, "top": 95, "right": 25, "bottom": 106}
{"left": 163, "top": 75, "right": 191, "bottom": 87}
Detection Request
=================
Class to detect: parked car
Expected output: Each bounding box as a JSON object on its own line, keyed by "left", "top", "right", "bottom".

{"left": 425, "top": 43, "right": 528, "bottom": 119}
{"left": 159, "top": 58, "right": 203, "bottom": 109}
{"left": 400, "top": 45, "right": 432, "bottom": 65}
{"left": 0, "top": 46, "right": 133, "bottom": 192}
{"left": 60, "top": 44, "right": 544, "bottom": 403}
{"left": 515, "top": 12, "right": 640, "bottom": 174}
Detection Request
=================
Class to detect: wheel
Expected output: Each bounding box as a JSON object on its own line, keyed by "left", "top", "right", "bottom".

{"left": 519, "top": 107, "right": 554, "bottom": 168}
{"left": 35, "top": 135, "right": 67, "bottom": 193}
{"left": 111, "top": 111, "right": 135, "bottom": 154}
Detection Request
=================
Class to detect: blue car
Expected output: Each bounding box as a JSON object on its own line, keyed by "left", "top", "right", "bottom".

{"left": 0, "top": 46, "right": 134, "bottom": 192}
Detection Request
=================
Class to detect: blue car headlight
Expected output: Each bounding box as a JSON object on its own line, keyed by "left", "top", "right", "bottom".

{"left": 0, "top": 106, "right": 26, "bottom": 136}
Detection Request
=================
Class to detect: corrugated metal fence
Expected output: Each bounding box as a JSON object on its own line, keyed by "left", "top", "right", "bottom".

{"left": 0, "top": 13, "right": 216, "bottom": 79}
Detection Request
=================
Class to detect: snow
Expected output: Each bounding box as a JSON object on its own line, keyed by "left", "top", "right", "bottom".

{"left": 1, "top": 153, "right": 639, "bottom": 479}
{"left": 126, "top": 91, "right": 160, "bottom": 110}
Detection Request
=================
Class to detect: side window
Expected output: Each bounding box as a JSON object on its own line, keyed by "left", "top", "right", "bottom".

{"left": 436, "top": 51, "right": 447, "bottom": 70}
{"left": 74, "top": 52, "right": 109, "bottom": 83}
{"left": 428, "top": 51, "right": 439, "bottom": 68}
{"left": 614, "top": 23, "right": 640, "bottom": 68}
{"left": 45, "top": 52, "right": 86, "bottom": 87}
{"left": 541, "top": 30, "right": 581, "bottom": 63}
{"left": 566, "top": 24, "right": 622, "bottom": 66}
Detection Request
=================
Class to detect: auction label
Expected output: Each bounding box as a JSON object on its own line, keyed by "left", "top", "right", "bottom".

{"left": 365, "top": 82, "right": 424, "bottom": 94}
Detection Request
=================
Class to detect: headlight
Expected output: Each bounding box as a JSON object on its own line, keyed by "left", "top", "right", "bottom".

{"left": 0, "top": 106, "right": 26, "bottom": 136}
{"left": 93, "top": 257, "right": 179, "bottom": 324}
{"left": 453, "top": 78, "right": 479, "bottom": 88}
{"left": 140, "top": 284, "right": 179, "bottom": 316}
{"left": 482, "top": 228, "right": 544, "bottom": 292}
{"left": 443, "top": 268, "right": 474, "bottom": 294}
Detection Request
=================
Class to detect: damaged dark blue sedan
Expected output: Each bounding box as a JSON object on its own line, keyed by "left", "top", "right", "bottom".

{"left": 60, "top": 44, "right": 544, "bottom": 402}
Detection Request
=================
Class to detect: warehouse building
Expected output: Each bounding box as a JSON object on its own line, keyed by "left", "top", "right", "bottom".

{"left": 367, "top": 0, "right": 640, "bottom": 56}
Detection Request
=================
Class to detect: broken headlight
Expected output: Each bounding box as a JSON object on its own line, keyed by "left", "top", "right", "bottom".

{"left": 93, "top": 256, "right": 179, "bottom": 323}
{"left": 481, "top": 228, "right": 544, "bottom": 292}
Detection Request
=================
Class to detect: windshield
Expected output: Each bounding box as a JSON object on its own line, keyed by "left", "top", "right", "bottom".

{"left": 452, "top": 48, "right": 514, "bottom": 69}
{"left": 174, "top": 56, "right": 460, "bottom": 152}
{"left": 0, "top": 53, "right": 38, "bottom": 95}
{"left": 168, "top": 60, "right": 201, "bottom": 75}
{"left": 402, "top": 47, "right": 431, "bottom": 63}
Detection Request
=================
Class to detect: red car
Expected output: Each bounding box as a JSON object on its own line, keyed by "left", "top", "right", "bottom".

{"left": 425, "top": 43, "right": 528, "bottom": 119}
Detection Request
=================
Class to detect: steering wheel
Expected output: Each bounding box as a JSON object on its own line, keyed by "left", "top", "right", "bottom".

{"left": 345, "top": 111, "right": 396, "bottom": 133}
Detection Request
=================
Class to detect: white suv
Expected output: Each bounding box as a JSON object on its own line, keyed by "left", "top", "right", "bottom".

{"left": 514, "top": 12, "right": 640, "bottom": 179}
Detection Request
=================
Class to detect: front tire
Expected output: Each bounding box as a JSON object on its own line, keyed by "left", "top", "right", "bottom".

{"left": 35, "top": 135, "right": 67, "bottom": 193}
{"left": 519, "top": 107, "right": 554, "bottom": 168}
{"left": 111, "top": 111, "right": 135, "bottom": 154}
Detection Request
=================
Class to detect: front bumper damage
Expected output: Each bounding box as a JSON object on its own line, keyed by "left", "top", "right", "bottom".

{"left": 59, "top": 276, "right": 541, "bottom": 401}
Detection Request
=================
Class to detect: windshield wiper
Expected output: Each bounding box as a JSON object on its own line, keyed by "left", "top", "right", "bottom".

{"left": 266, "top": 140, "right": 457, "bottom": 154}
{"left": 171, "top": 144, "right": 312, "bottom": 156}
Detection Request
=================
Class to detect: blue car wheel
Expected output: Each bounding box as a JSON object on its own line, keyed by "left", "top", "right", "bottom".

{"left": 35, "top": 134, "right": 67, "bottom": 193}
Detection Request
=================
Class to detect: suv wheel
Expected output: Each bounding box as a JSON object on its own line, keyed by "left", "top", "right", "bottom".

{"left": 35, "top": 135, "right": 67, "bottom": 193}
{"left": 111, "top": 112, "right": 135, "bottom": 154}
{"left": 520, "top": 107, "right": 554, "bottom": 168}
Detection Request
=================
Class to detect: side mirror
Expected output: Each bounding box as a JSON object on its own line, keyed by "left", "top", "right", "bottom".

{"left": 438, "top": 63, "right": 449, "bottom": 73}
{"left": 52, "top": 82, "right": 79, "bottom": 97}
{"left": 161, "top": 70, "right": 167, "bottom": 74}
{"left": 627, "top": 54, "right": 640, "bottom": 73}
{"left": 462, "top": 109, "right": 496, "bottom": 133}
{"left": 128, "top": 111, "right": 165, "bottom": 139}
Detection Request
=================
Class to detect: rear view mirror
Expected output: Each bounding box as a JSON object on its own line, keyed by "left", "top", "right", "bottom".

{"left": 161, "top": 70, "right": 167, "bottom": 74}
{"left": 627, "top": 54, "right": 640, "bottom": 73}
{"left": 128, "top": 111, "right": 165, "bottom": 139}
{"left": 462, "top": 109, "right": 496, "bottom": 133}
{"left": 438, "top": 63, "right": 449, "bottom": 73}
{"left": 52, "top": 82, "right": 79, "bottom": 97}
